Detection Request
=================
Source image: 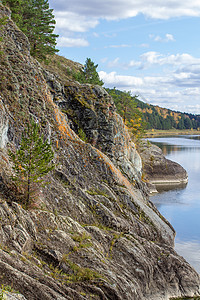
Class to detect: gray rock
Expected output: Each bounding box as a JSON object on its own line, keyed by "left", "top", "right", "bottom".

{"left": 0, "top": 99, "right": 9, "bottom": 149}
{"left": 0, "top": 290, "right": 27, "bottom": 300}
{"left": 139, "top": 140, "right": 188, "bottom": 193}
{"left": 0, "top": 5, "right": 199, "bottom": 300}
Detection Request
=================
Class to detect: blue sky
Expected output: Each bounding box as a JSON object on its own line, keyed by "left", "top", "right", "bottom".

{"left": 49, "top": 0, "right": 200, "bottom": 114}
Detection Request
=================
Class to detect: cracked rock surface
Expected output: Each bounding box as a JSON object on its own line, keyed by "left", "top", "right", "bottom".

{"left": 0, "top": 4, "right": 199, "bottom": 300}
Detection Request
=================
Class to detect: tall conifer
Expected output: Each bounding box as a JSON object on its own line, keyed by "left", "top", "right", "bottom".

{"left": 27, "top": 0, "right": 59, "bottom": 60}
{"left": 2, "top": 0, "right": 59, "bottom": 60}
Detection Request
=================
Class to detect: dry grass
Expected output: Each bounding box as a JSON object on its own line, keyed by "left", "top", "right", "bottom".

{"left": 41, "top": 54, "right": 83, "bottom": 83}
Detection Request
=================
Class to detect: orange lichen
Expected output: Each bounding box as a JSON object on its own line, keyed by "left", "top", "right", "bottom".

{"left": 1, "top": 154, "right": 8, "bottom": 163}
{"left": 44, "top": 88, "right": 78, "bottom": 141}
{"left": 95, "top": 148, "right": 136, "bottom": 197}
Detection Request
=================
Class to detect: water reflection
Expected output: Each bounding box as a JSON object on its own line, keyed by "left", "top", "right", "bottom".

{"left": 175, "top": 240, "right": 200, "bottom": 273}
{"left": 185, "top": 135, "right": 200, "bottom": 141}
{"left": 153, "top": 143, "right": 200, "bottom": 156}
{"left": 149, "top": 135, "right": 200, "bottom": 274}
{"left": 155, "top": 182, "right": 187, "bottom": 193}
{"left": 152, "top": 188, "right": 189, "bottom": 208}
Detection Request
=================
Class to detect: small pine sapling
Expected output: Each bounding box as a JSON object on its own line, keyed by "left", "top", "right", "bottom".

{"left": 9, "top": 119, "right": 54, "bottom": 208}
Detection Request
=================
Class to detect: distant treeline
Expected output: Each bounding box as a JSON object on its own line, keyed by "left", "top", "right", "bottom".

{"left": 107, "top": 88, "right": 200, "bottom": 130}
{"left": 135, "top": 98, "right": 200, "bottom": 130}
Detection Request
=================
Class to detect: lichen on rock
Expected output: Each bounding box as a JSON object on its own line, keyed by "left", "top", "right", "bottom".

{"left": 0, "top": 4, "right": 199, "bottom": 300}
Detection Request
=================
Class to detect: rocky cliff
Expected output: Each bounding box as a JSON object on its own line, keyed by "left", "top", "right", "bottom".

{"left": 0, "top": 4, "right": 199, "bottom": 300}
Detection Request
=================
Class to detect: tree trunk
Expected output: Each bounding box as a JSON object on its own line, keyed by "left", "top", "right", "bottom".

{"left": 26, "top": 172, "right": 30, "bottom": 209}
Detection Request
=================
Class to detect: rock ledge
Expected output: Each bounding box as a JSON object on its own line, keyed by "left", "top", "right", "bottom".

{"left": 139, "top": 140, "right": 188, "bottom": 193}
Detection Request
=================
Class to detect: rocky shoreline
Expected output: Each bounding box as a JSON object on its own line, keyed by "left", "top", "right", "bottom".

{"left": 139, "top": 140, "right": 188, "bottom": 194}
{"left": 0, "top": 4, "right": 199, "bottom": 299}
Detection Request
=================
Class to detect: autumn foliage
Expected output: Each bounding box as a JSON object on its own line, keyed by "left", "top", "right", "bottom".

{"left": 107, "top": 88, "right": 146, "bottom": 140}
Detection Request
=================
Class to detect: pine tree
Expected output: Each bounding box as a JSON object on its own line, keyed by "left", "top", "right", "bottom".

{"left": 2, "top": 0, "right": 31, "bottom": 30}
{"left": 184, "top": 117, "right": 192, "bottom": 129}
{"left": 120, "top": 91, "right": 133, "bottom": 123}
{"left": 27, "top": 0, "right": 59, "bottom": 60}
{"left": 109, "top": 89, "right": 136, "bottom": 123}
{"left": 2, "top": 0, "right": 59, "bottom": 60}
{"left": 9, "top": 119, "right": 54, "bottom": 208}
{"left": 177, "top": 117, "right": 185, "bottom": 130}
{"left": 75, "top": 58, "right": 104, "bottom": 86}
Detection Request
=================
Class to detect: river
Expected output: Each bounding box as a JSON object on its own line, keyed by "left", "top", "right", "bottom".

{"left": 148, "top": 135, "right": 200, "bottom": 274}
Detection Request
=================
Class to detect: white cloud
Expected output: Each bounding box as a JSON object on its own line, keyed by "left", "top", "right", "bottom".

{"left": 50, "top": 0, "right": 200, "bottom": 25}
{"left": 107, "top": 58, "right": 120, "bottom": 68}
{"left": 139, "top": 43, "right": 149, "bottom": 48}
{"left": 150, "top": 33, "right": 175, "bottom": 42}
{"left": 105, "top": 44, "right": 131, "bottom": 48}
{"left": 52, "top": 11, "right": 96, "bottom": 48}
{"left": 166, "top": 34, "right": 175, "bottom": 41}
{"left": 99, "top": 68, "right": 200, "bottom": 92}
{"left": 57, "top": 37, "right": 89, "bottom": 47}
{"left": 184, "top": 104, "right": 200, "bottom": 114}
{"left": 128, "top": 60, "right": 142, "bottom": 68}
{"left": 125, "top": 52, "right": 200, "bottom": 69}
{"left": 99, "top": 71, "right": 144, "bottom": 86}
{"left": 49, "top": 0, "right": 200, "bottom": 48}
{"left": 184, "top": 87, "right": 200, "bottom": 96}
{"left": 99, "top": 61, "right": 200, "bottom": 114}
{"left": 104, "top": 52, "right": 200, "bottom": 71}
{"left": 55, "top": 11, "right": 99, "bottom": 33}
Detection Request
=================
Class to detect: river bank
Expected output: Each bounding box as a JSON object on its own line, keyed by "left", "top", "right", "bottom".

{"left": 145, "top": 129, "right": 200, "bottom": 138}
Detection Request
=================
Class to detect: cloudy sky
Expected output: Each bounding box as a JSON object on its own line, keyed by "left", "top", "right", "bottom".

{"left": 49, "top": 0, "right": 200, "bottom": 114}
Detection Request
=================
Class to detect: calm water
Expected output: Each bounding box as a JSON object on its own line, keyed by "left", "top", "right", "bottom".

{"left": 149, "top": 135, "right": 200, "bottom": 273}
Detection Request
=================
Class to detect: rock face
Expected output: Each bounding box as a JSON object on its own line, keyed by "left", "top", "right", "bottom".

{"left": 44, "top": 76, "right": 143, "bottom": 183}
{"left": 0, "top": 99, "right": 9, "bottom": 149}
{"left": 139, "top": 140, "right": 188, "bottom": 193}
{"left": 0, "top": 4, "right": 199, "bottom": 300}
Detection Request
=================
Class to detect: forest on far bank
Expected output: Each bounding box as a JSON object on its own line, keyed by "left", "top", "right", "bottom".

{"left": 107, "top": 88, "right": 200, "bottom": 131}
